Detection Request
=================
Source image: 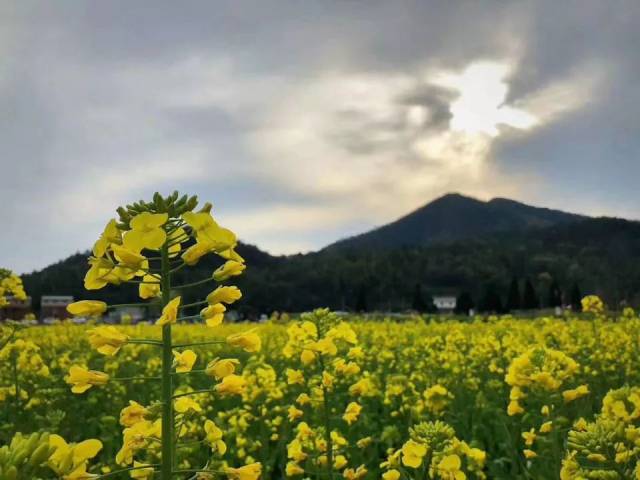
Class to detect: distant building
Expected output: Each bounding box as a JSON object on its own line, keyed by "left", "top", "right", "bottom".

{"left": 41, "top": 295, "right": 74, "bottom": 320}
{"left": 0, "top": 296, "right": 32, "bottom": 321}
{"left": 433, "top": 295, "right": 457, "bottom": 313}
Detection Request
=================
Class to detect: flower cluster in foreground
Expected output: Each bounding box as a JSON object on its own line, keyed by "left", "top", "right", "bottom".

{"left": 61, "top": 192, "right": 262, "bottom": 480}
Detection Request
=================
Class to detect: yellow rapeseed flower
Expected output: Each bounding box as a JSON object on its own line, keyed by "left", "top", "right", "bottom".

{"left": 215, "top": 374, "right": 247, "bottom": 396}
{"left": 401, "top": 440, "right": 427, "bottom": 468}
{"left": 123, "top": 212, "right": 168, "bottom": 252}
{"left": 204, "top": 419, "right": 227, "bottom": 454}
{"left": 206, "top": 358, "right": 240, "bottom": 380}
{"left": 120, "top": 400, "right": 149, "bottom": 427}
{"left": 139, "top": 274, "right": 160, "bottom": 299}
{"left": 93, "top": 219, "right": 122, "bottom": 257}
{"left": 343, "top": 402, "right": 362, "bottom": 425}
{"left": 65, "top": 366, "right": 109, "bottom": 394}
{"left": 213, "top": 260, "right": 246, "bottom": 282}
{"left": 201, "top": 303, "right": 226, "bottom": 327}
{"left": 173, "top": 349, "right": 197, "bottom": 373}
{"left": 382, "top": 470, "right": 400, "bottom": 480}
{"left": 437, "top": 454, "right": 466, "bottom": 480}
{"left": 225, "top": 462, "right": 262, "bottom": 480}
{"left": 226, "top": 331, "right": 261, "bottom": 353}
{"left": 87, "top": 325, "right": 129, "bottom": 356}
{"left": 156, "top": 296, "right": 181, "bottom": 326}
{"left": 207, "top": 285, "right": 242, "bottom": 305}
{"left": 67, "top": 300, "right": 108, "bottom": 317}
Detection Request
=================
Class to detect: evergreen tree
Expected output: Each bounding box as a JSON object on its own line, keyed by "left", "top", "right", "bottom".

{"left": 547, "top": 280, "right": 562, "bottom": 308}
{"left": 570, "top": 282, "right": 582, "bottom": 311}
{"left": 506, "top": 277, "right": 521, "bottom": 311}
{"left": 411, "top": 283, "right": 427, "bottom": 312}
{"left": 338, "top": 276, "right": 347, "bottom": 311}
{"left": 522, "top": 279, "right": 539, "bottom": 310}
{"left": 423, "top": 291, "right": 438, "bottom": 314}
{"left": 455, "top": 291, "right": 474, "bottom": 315}
{"left": 354, "top": 285, "right": 368, "bottom": 313}
{"left": 479, "top": 285, "right": 503, "bottom": 313}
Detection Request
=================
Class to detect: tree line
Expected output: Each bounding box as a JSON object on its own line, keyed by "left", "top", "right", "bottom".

{"left": 20, "top": 217, "right": 640, "bottom": 318}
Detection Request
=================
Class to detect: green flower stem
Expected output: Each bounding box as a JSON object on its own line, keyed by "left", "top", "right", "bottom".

{"left": 133, "top": 270, "right": 162, "bottom": 279}
{"left": 172, "top": 340, "right": 225, "bottom": 348}
{"left": 170, "top": 262, "right": 187, "bottom": 274}
{"left": 175, "top": 315, "right": 201, "bottom": 322}
{"left": 112, "top": 376, "right": 161, "bottom": 382}
{"left": 173, "top": 277, "right": 215, "bottom": 290}
{"left": 160, "top": 244, "right": 175, "bottom": 480}
{"left": 171, "top": 369, "right": 208, "bottom": 376}
{"left": 179, "top": 300, "right": 208, "bottom": 309}
{"left": 124, "top": 279, "right": 163, "bottom": 284}
{"left": 176, "top": 439, "right": 206, "bottom": 446}
{"left": 164, "top": 238, "right": 190, "bottom": 250}
{"left": 171, "top": 389, "right": 213, "bottom": 400}
{"left": 96, "top": 464, "right": 160, "bottom": 478}
{"left": 171, "top": 469, "right": 224, "bottom": 475}
{"left": 127, "top": 339, "right": 163, "bottom": 346}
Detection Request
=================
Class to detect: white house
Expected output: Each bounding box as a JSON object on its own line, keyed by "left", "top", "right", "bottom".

{"left": 433, "top": 295, "right": 457, "bottom": 312}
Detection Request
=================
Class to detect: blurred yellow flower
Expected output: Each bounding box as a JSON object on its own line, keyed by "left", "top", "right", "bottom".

{"left": 65, "top": 366, "right": 109, "bottom": 394}
{"left": 227, "top": 331, "right": 261, "bottom": 353}
{"left": 216, "top": 374, "right": 247, "bottom": 396}
{"left": 206, "top": 358, "right": 240, "bottom": 380}
{"left": 225, "top": 462, "right": 262, "bottom": 480}
{"left": 67, "top": 300, "right": 108, "bottom": 317}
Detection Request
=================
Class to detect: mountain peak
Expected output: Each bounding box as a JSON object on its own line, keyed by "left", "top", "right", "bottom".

{"left": 429, "top": 192, "right": 483, "bottom": 204}
{"left": 326, "top": 193, "right": 586, "bottom": 251}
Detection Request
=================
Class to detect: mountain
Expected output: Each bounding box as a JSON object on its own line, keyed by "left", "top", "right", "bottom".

{"left": 326, "top": 193, "right": 586, "bottom": 250}
{"left": 18, "top": 194, "right": 640, "bottom": 315}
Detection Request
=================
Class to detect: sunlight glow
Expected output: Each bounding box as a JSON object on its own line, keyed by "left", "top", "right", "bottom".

{"left": 434, "top": 61, "right": 538, "bottom": 137}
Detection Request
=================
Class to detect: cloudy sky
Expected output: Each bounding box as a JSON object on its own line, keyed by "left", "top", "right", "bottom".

{"left": 2, "top": 1, "right": 639, "bottom": 273}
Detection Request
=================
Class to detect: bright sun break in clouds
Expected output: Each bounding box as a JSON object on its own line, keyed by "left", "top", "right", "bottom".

{"left": 434, "top": 61, "right": 538, "bottom": 136}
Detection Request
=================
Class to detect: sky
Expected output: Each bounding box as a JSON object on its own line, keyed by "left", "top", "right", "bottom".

{"left": 2, "top": 1, "right": 640, "bottom": 273}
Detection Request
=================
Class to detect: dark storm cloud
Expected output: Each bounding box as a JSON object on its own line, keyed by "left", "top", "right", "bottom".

{"left": 1, "top": 0, "right": 639, "bottom": 272}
